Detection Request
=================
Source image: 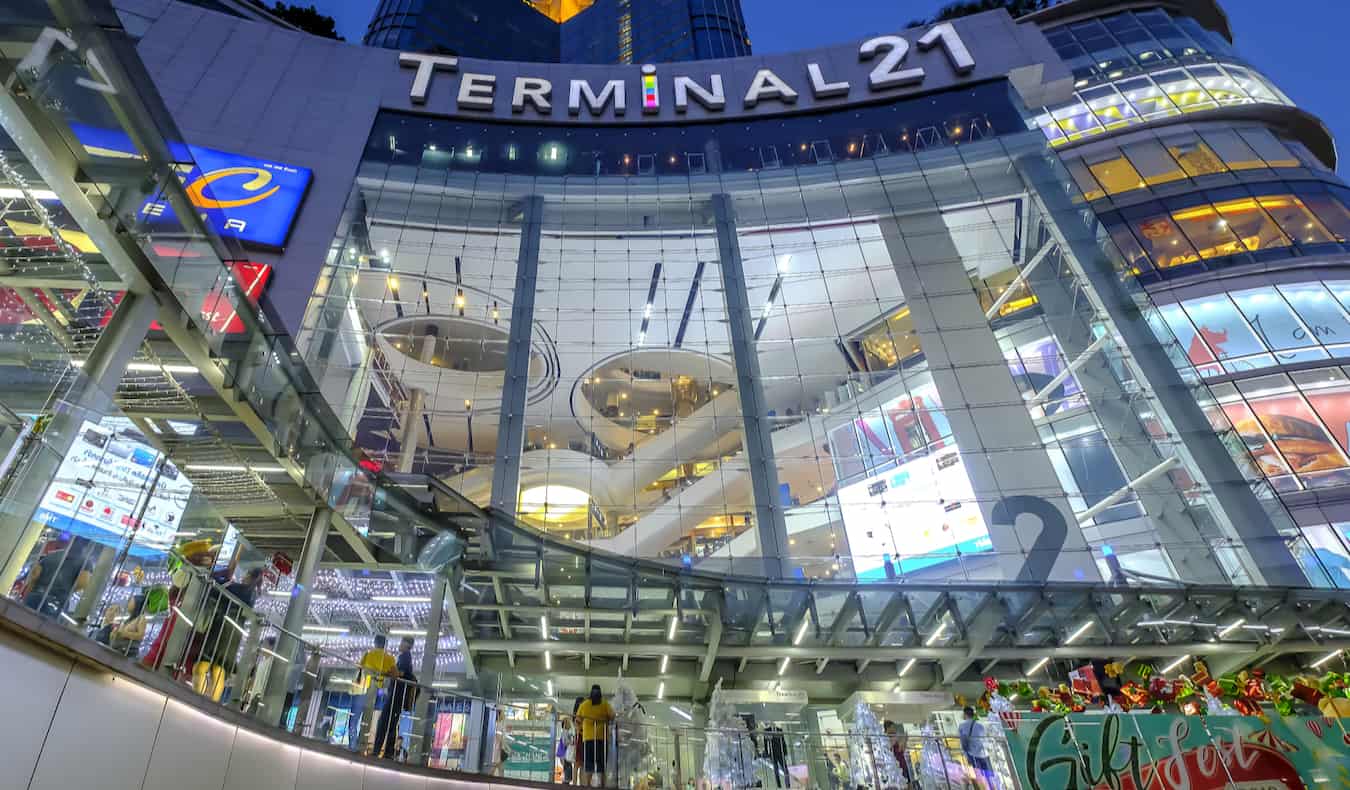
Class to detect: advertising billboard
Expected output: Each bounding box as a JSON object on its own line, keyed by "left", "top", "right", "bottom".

{"left": 72, "top": 123, "right": 311, "bottom": 248}
{"left": 836, "top": 443, "right": 992, "bottom": 579}
{"left": 34, "top": 420, "right": 193, "bottom": 557}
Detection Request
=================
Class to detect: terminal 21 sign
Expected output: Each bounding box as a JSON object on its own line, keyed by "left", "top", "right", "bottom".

{"left": 393, "top": 9, "right": 1059, "bottom": 124}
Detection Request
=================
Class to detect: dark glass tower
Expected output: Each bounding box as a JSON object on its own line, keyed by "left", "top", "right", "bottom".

{"left": 562, "top": 0, "right": 751, "bottom": 63}
{"left": 363, "top": 0, "right": 560, "bottom": 62}
{"left": 363, "top": 0, "right": 750, "bottom": 64}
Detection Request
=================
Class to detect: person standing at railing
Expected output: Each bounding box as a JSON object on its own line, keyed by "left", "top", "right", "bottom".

{"left": 374, "top": 636, "right": 417, "bottom": 760}
{"left": 576, "top": 683, "right": 615, "bottom": 788}
{"left": 350, "top": 634, "right": 397, "bottom": 752}
{"left": 883, "top": 721, "right": 914, "bottom": 789}
{"left": 558, "top": 716, "right": 576, "bottom": 784}
{"left": 957, "top": 707, "right": 993, "bottom": 789}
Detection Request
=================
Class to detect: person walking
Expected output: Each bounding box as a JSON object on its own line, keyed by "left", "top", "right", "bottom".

{"left": 576, "top": 684, "right": 615, "bottom": 788}
{"left": 374, "top": 636, "right": 417, "bottom": 759}
{"left": 957, "top": 707, "right": 993, "bottom": 788}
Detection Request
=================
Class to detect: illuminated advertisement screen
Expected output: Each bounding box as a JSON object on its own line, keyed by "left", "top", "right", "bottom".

{"left": 837, "top": 444, "right": 992, "bottom": 579}
{"left": 34, "top": 420, "right": 193, "bottom": 557}
{"left": 72, "top": 123, "right": 312, "bottom": 248}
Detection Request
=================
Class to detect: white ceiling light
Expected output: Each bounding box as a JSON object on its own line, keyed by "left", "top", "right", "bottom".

{"left": 777, "top": 656, "right": 790, "bottom": 676}
{"left": 898, "top": 658, "right": 917, "bottom": 677}
{"left": 371, "top": 595, "right": 429, "bottom": 603}
{"left": 1027, "top": 657, "right": 1049, "bottom": 675}
{"left": 1065, "top": 621, "right": 1093, "bottom": 644}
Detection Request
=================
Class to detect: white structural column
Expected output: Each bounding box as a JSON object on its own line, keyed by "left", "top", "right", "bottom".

{"left": 256, "top": 506, "right": 332, "bottom": 722}
{"left": 711, "top": 194, "right": 790, "bottom": 579}
{"left": 878, "top": 213, "right": 1101, "bottom": 583}
{"left": 0, "top": 291, "right": 158, "bottom": 591}
{"left": 396, "top": 325, "right": 439, "bottom": 473}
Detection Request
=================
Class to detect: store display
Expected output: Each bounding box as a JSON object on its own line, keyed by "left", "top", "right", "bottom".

{"left": 33, "top": 419, "right": 192, "bottom": 557}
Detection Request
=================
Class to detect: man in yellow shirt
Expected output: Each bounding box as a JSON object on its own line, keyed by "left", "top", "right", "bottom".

{"left": 350, "top": 634, "right": 397, "bottom": 751}
{"left": 576, "top": 683, "right": 615, "bottom": 787}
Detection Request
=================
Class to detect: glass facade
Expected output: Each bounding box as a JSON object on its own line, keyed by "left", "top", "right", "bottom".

{"left": 1033, "top": 61, "right": 1290, "bottom": 147}
{"left": 364, "top": 0, "right": 562, "bottom": 61}
{"left": 562, "top": 0, "right": 751, "bottom": 64}
{"left": 1042, "top": 8, "right": 1238, "bottom": 82}
{"left": 298, "top": 76, "right": 1322, "bottom": 588}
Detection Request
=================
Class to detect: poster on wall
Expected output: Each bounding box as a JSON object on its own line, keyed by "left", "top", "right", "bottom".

{"left": 836, "top": 444, "right": 992, "bottom": 578}
{"left": 1006, "top": 713, "right": 1350, "bottom": 789}
{"left": 33, "top": 420, "right": 193, "bottom": 557}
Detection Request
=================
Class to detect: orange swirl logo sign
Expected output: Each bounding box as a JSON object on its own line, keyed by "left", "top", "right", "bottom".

{"left": 185, "top": 167, "right": 281, "bottom": 210}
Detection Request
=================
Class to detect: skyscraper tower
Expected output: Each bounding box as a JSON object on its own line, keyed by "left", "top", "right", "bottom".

{"left": 363, "top": 0, "right": 750, "bottom": 64}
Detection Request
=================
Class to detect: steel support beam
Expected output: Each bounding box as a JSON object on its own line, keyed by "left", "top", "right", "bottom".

{"left": 710, "top": 193, "right": 788, "bottom": 579}
{"left": 257, "top": 506, "right": 332, "bottom": 723}
{"left": 490, "top": 195, "right": 544, "bottom": 517}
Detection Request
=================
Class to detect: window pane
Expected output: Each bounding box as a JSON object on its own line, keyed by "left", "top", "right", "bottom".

{"left": 1218, "top": 396, "right": 1297, "bottom": 481}
{"left": 1199, "top": 129, "right": 1265, "bottom": 171}
{"left": 1211, "top": 193, "right": 1292, "bottom": 254}
{"left": 1122, "top": 139, "right": 1186, "bottom": 186}
{"left": 1164, "top": 133, "right": 1226, "bottom": 177}
{"left": 1237, "top": 127, "right": 1300, "bottom": 168}
{"left": 1244, "top": 388, "right": 1350, "bottom": 476}
{"left": 1179, "top": 294, "right": 1267, "bottom": 359}
{"left": 1117, "top": 76, "right": 1177, "bottom": 118}
{"left": 1082, "top": 85, "right": 1140, "bottom": 131}
{"left": 1258, "top": 194, "right": 1337, "bottom": 246}
{"left": 1301, "top": 187, "right": 1350, "bottom": 242}
{"left": 1303, "top": 377, "right": 1350, "bottom": 456}
{"left": 1065, "top": 158, "right": 1105, "bottom": 201}
{"left": 1127, "top": 207, "right": 1199, "bottom": 269}
{"left": 1230, "top": 287, "right": 1321, "bottom": 354}
{"left": 1087, "top": 151, "right": 1145, "bottom": 195}
{"left": 1168, "top": 199, "right": 1250, "bottom": 258}
{"left": 1224, "top": 65, "right": 1281, "bottom": 102}
{"left": 1157, "top": 302, "right": 1222, "bottom": 376}
{"left": 1153, "top": 69, "right": 1216, "bottom": 112}
{"left": 1279, "top": 283, "right": 1350, "bottom": 347}
{"left": 1103, "top": 218, "right": 1151, "bottom": 272}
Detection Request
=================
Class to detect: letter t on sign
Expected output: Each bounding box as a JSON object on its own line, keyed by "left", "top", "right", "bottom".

{"left": 401, "top": 53, "right": 459, "bottom": 104}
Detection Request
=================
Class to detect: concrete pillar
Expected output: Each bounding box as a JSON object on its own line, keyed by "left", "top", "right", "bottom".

{"left": 491, "top": 195, "right": 545, "bottom": 516}
{"left": 412, "top": 575, "right": 449, "bottom": 763}
{"left": 0, "top": 291, "right": 158, "bottom": 592}
{"left": 256, "top": 506, "right": 332, "bottom": 722}
{"left": 711, "top": 193, "right": 790, "bottom": 580}
{"left": 1012, "top": 145, "right": 1306, "bottom": 587}
{"left": 877, "top": 213, "right": 1100, "bottom": 583}
{"left": 397, "top": 326, "right": 440, "bottom": 474}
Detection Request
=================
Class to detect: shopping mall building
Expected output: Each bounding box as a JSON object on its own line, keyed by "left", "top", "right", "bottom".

{"left": 4, "top": 0, "right": 1350, "bottom": 787}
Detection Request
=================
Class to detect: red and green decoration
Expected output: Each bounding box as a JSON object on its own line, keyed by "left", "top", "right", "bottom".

{"left": 969, "top": 655, "right": 1350, "bottom": 722}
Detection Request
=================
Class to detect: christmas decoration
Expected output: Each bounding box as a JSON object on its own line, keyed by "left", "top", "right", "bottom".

{"left": 703, "top": 688, "right": 757, "bottom": 788}
{"left": 846, "top": 701, "right": 905, "bottom": 789}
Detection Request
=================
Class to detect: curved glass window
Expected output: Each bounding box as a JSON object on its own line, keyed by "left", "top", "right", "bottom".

{"left": 1064, "top": 125, "right": 1314, "bottom": 202}
{"left": 1044, "top": 9, "right": 1235, "bottom": 83}
{"left": 363, "top": 83, "right": 1023, "bottom": 179}
{"left": 1153, "top": 281, "right": 1350, "bottom": 381}
{"left": 1102, "top": 184, "right": 1350, "bottom": 276}
{"left": 1035, "top": 62, "right": 1291, "bottom": 147}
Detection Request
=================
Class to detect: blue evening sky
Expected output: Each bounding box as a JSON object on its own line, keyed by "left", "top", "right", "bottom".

{"left": 314, "top": 0, "right": 1349, "bottom": 171}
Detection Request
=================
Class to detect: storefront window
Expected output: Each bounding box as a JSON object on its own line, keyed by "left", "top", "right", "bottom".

{"left": 1167, "top": 197, "right": 1249, "bottom": 259}
{"left": 1210, "top": 192, "right": 1292, "bottom": 255}
{"left": 1124, "top": 205, "right": 1200, "bottom": 269}
{"left": 1164, "top": 133, "right": 1225, "bottom": 177}
{"left": 1278, "top": 284, "right": 1350, "bottom": 353}
{"left": 1122, "top": 139, "right": 1186, "bottom": 186}
{"left": 1178, "top": 294, "right": 1267, "bottom": 362}
{"left": 1229, "top": 287, "right": 1325, "bottom": 363}
{"left": 1198, "top": 128, "right": 1265, "bottom": 170}
{"left": 1087, "top": 151, "right": 1146, "bottom": 195}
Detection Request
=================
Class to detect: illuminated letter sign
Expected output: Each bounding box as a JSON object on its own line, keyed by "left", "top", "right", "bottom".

{"left": 399, "top": 22, "right": 979, "bottom": 120}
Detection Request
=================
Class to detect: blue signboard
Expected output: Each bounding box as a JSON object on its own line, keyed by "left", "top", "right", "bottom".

{"left": 72, "top": 123, "right": 312, "bottom": 248}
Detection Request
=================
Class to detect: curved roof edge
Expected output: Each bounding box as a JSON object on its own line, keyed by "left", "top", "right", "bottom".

{"left": 1055, "top": 103, "right": 1338, "bottom": 171}
{"left": 1020, "top": 0, "right": 1234, "bottom": 43}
